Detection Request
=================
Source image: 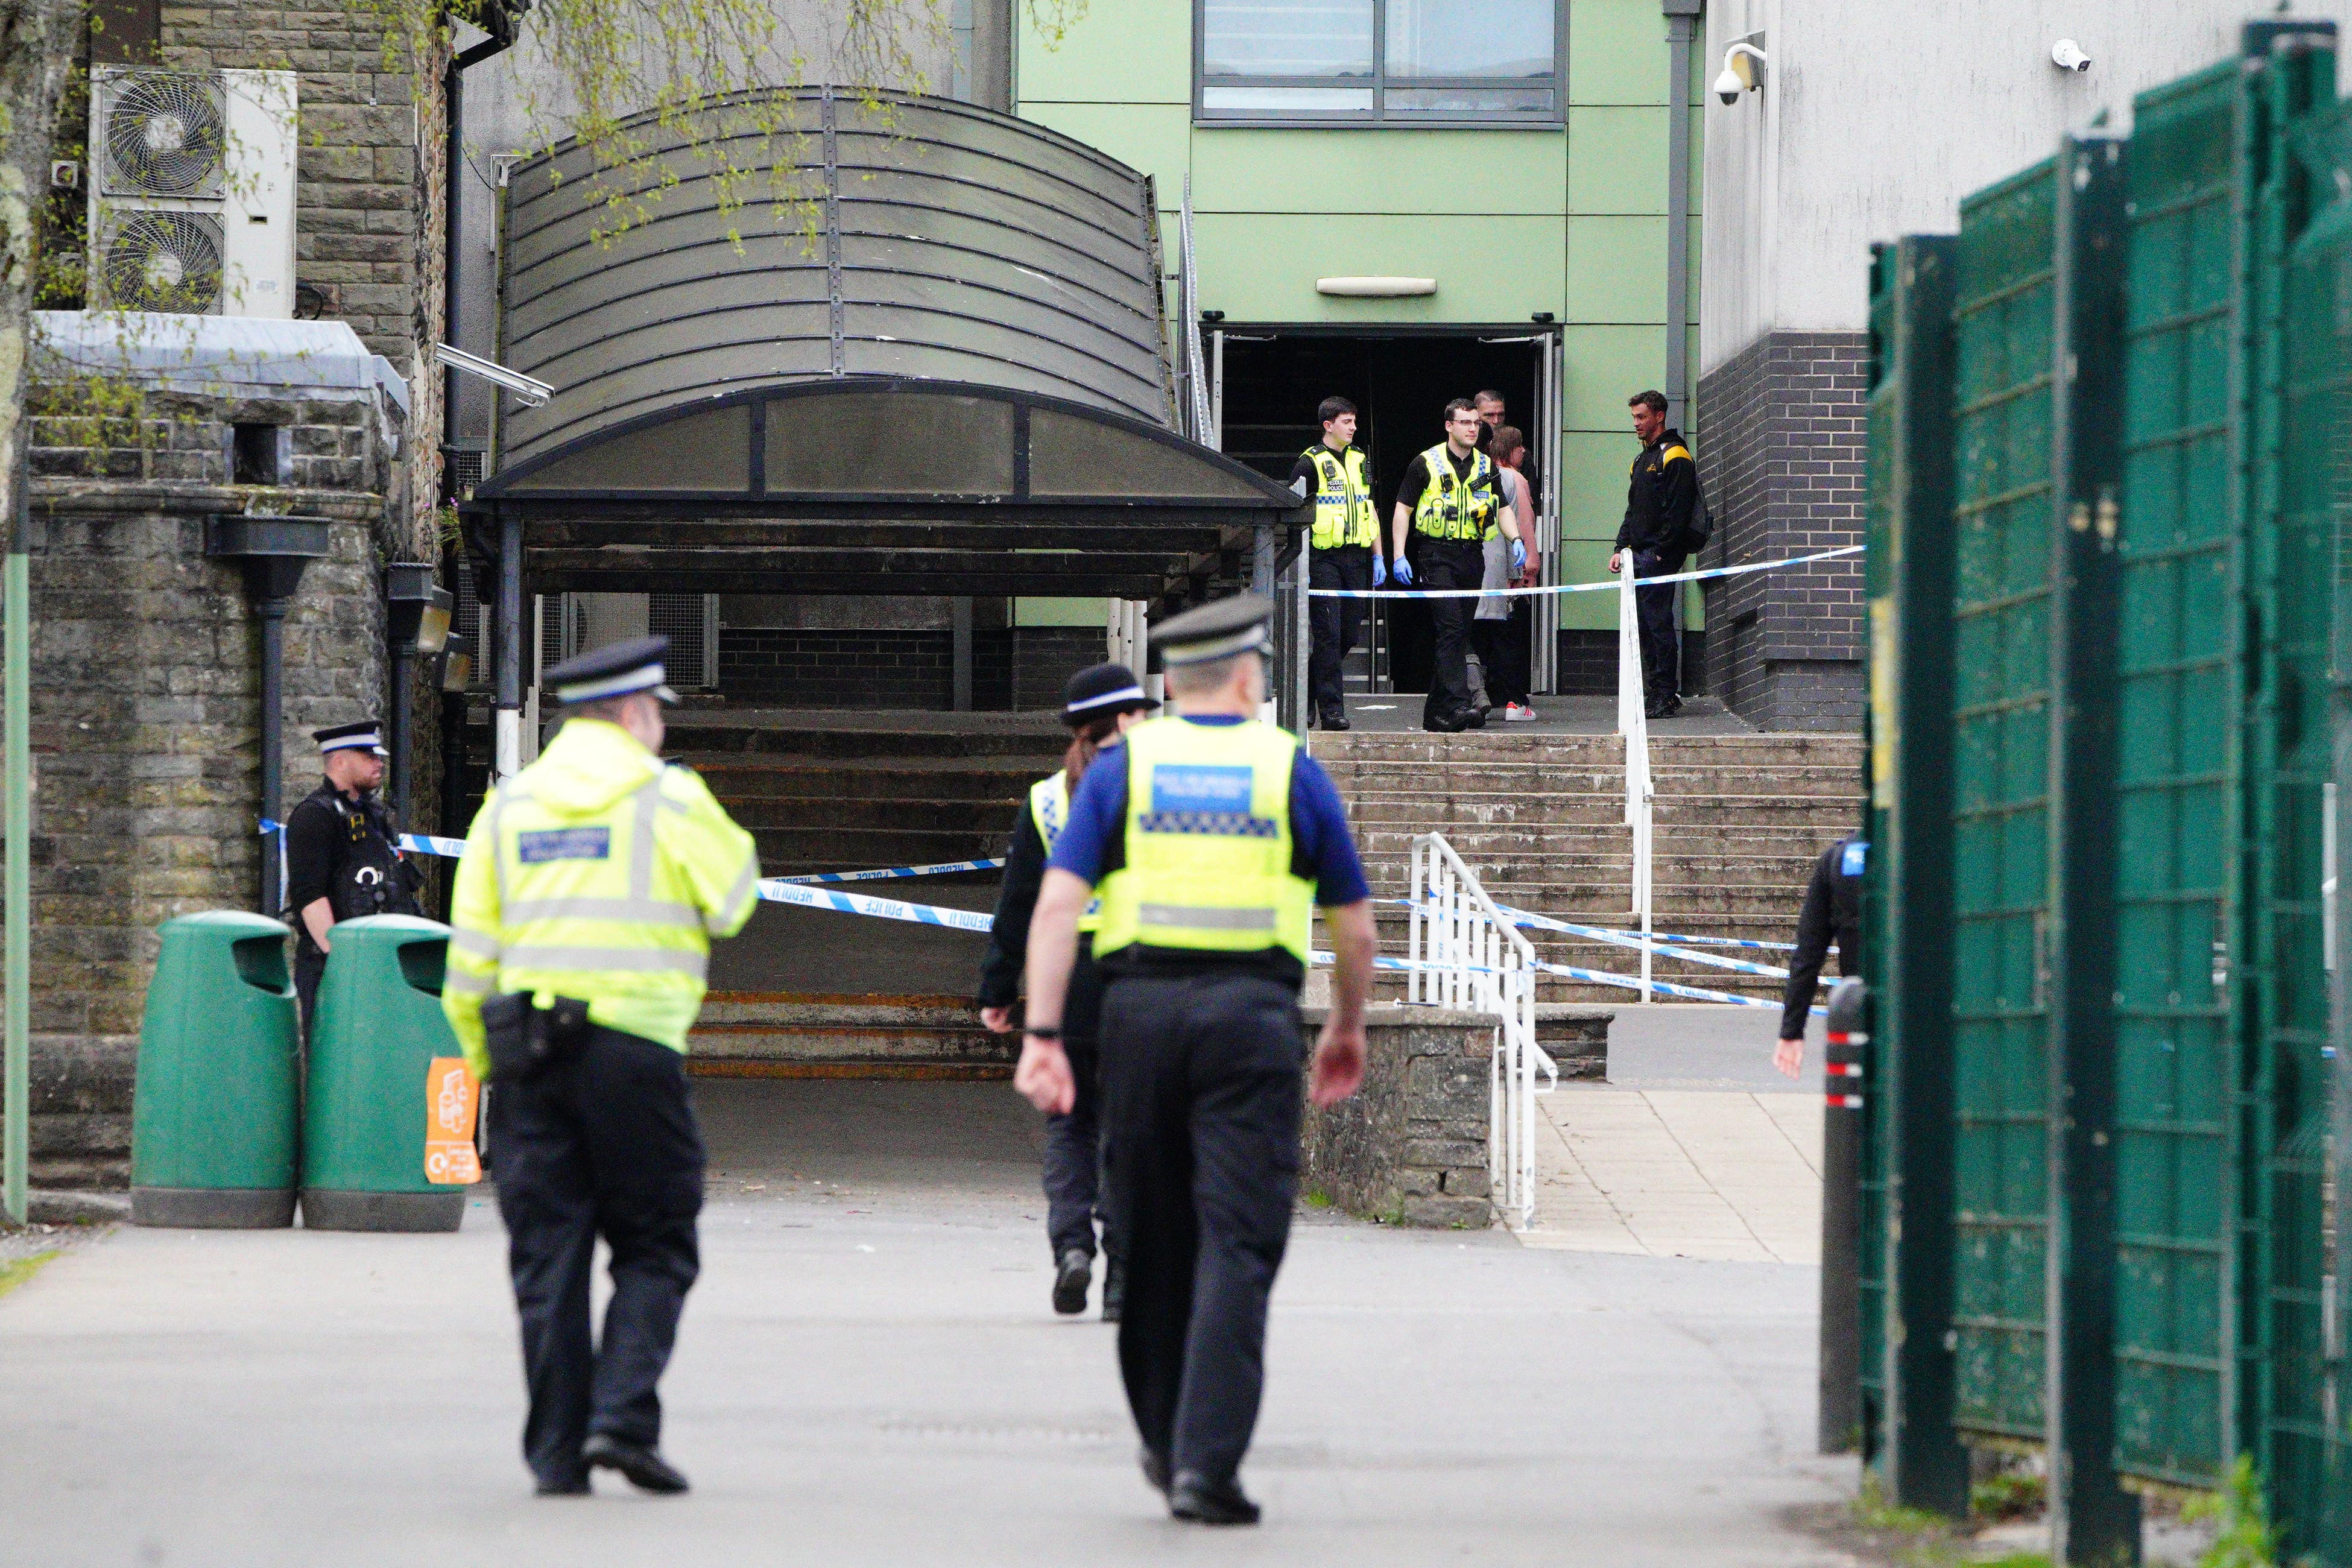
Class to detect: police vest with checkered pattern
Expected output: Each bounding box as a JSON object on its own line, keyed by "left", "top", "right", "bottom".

{"left": 1409, "top": 444, "right": 1499, "bottom": 542}
{"left": 1303, "top": 443, "right": 1378, "bottom": 549}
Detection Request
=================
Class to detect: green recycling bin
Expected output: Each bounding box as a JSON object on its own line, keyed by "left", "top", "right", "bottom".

{"left": 131, "top": 911, "right": 303, "bottom": 1227}
{"left": 300, "top": 914, "right": 476, "bottom": 1233}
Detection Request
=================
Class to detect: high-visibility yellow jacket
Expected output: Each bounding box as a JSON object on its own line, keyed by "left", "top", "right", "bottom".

{"left": 1303, "top": 443, "right": 1379, "bottom": 548}
{"left": 1410, "top": 443, "right": 1499, "bottom": 542}
{"left": 1028, "top": 771, "right": 1102, "bottom": 934}
{"left": 441, "top": 718, "right": 760, "bottom": 1078}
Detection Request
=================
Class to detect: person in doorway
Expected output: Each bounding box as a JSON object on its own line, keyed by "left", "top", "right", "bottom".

{"left": 441, "top": 634, "right": 761, "bottom": 1498}
{"left": 1473, "top": 389, "right": 1540, "bottom": 496}
{"left": 283, "top": 719, "right": 421, "bottom": 1042}
{"left": 1289, "top": 397, "right": 1381, "bottom": 731}
{"left": 978, "top": 662, "right": 1158, "bottom": 1321}
{"left": 1473, "top": 425, "right": 1540, "bottom": 722}
{"left": 1610, "top": 390, "right": 1698, "bottom": 719}
{"left": 1013, "top": 595, "right": 1375, "bottom": 1526}
{"left": 1774, "top": 833, "right": 1864, "bottom": 1079}
{"left": 1392, "top": 400, "right": 1524, "bottom": 733}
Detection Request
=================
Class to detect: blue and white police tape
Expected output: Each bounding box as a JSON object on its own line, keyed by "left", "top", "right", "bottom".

{"left": 768, "top": 856, "right": 1006, "bottom": 885}
{"left": 1308, "top": 543, "right": 1863, "bottom": 600}
{"left": 753, "top": 877, "right": 997, "bottom": 932}
{"left": 1394, "top": 897, "right": 1796, "bottom": 972}
{"left": 399, "top": 832, "right": 469, "bottom": 859}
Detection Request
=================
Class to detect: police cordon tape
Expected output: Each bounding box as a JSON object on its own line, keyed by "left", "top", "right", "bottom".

{"left": 394, "top": 835, "right": 1004, "bottom": 885}
{"left": 1307, "top": 543, "right": 1864, "bottom": 599}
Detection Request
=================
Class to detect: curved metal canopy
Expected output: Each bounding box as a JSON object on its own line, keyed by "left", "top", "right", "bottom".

{"left": 473, "top": 90, "right": 1300, "bottom": 602}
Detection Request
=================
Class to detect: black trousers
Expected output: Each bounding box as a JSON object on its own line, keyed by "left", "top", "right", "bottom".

{"left": 492, "top": 1024, "right": 705, "bottom": 1489}
{"left": 1307, "top": 544, "right": 1373, "bottom": 721}
{"left": 1100, "top": 971, "right": 1304, "bottom": 1484}
{"left": 1044, "top": 943, "right": 1121, "bottom": 1262}
{"left": 294, "top": 946, "right": 326, "bottom": 1044}
{"left": 1415, "top": 538, "right": 1486, "bottom": 728}
{"left": 1635, "top": 567, "right": 1682, "bottom": 709}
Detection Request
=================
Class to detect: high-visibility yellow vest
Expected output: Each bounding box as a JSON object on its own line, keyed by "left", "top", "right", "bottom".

{"left": 440, "top": 718, "right": 760, "bottom": 1078}
{"left": 1410, "top": 443, "right": 1498, "bottom": 542}
{"left": 1028, "top": 771, "right": 1102, "bottom": 935}
{"left": 1303, "top": 443, "right": 1378, "bottom": 549}
{"left": 1092, "top": 716, "right": 1313, "bottom": 966}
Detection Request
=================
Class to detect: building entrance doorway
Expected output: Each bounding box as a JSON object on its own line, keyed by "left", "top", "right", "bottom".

{"left": 1212, "top": 327, "right": 1562, "bottom": 698}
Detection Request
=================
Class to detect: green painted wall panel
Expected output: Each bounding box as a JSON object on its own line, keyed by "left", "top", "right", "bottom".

{"left": 1568, "top": 0, "right": 1670, "bottom": 106}
{"left": 1568, "top": 106, "right": 1669, "bottom": 214}
{"left": 1555, "top": 430, "right": 1638, "bottom": 539}
{"left": 1562, "top": 324, "right": 1665, "bottom": 429}
{"left": 1566, "top": 217, "right": 1668, "bottom": 323}
{"left": 1189, "top": 213, "right": 1566, "bottom": 321}
{"left": 1190, "top": 127, "right": 1568, "bottom": 215}
{"left": 1018, "top": 2, "right": 1190, "bottom": 104}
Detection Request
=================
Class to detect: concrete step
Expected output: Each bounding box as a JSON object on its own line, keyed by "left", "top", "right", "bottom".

{"left": 684, "top": 756, "right": 1047, "bottom": 803}
{"left": 1317, "top": 760, "right": 1865, "bottom": 798}
{"left": 688, "top": 992, "right": 1013, "bottom": 1078}
{"left": 1337, "top": 792, "right": 1863, "bottom": 829}
{"left": 748, "top": 828, "right": 1008, "bottom": 869}
{"left": 1311, "top": 733, "right": 1863, "bottom": 768}
{"left": 666, "top": 711, "right": 1066, "bottom": 762}
{"left": 726, "top": 797, "right": 1025, "bottom": 833}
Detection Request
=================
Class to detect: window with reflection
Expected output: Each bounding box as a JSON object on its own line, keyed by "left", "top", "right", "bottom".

{"left": 1198, "top": 0, "right": 1561, "bottom": 123}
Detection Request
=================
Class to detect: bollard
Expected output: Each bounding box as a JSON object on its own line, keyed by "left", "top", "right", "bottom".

{"left": 1818, "top": 976, "right": 1867, "bottom": 1454}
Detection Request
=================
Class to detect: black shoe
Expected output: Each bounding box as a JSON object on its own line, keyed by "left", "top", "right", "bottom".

{"left": 1422, "top": 710, "right": 1468, "bottom": 734}
{"left": 1319, "top": 710, "right": 1351, "bottom": 732}
{"left": 1170, "top": 1470, "right": 1260, "bottom": 1526}
{"left": 1140, "top": 1447, "right": 1172, "bottom": 1497}
{"left": 1101, "top": 1256, "right": 1126, "bottom": 1323}
{"left": 581, "top": 1434, "right": 689, "bottom": 1495}
{"left": 534, "top": 1473, "right": 590, "bottom": 1497}
{"left": 1052, "top": 1248, "right": 1092, "bottom": 1315}
{"left": 1458, "top": 707, "right": 1487, "bottom": 730}
{"left": 1662, "top": 695, "right": 1683, "bottom": 716}
{"left": 1644, "top": 702, "right": 1669, "bottom": 721}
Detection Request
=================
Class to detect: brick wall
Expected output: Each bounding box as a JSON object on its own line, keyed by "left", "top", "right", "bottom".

{"left": 23, "top": 390, "right": 393, "bottom": 1186}
{"left": 718, "top": 625, "right": 1105, "bottom": 712}
{"left": 1695, "top": 331, "right": 1868, "bottom": 730}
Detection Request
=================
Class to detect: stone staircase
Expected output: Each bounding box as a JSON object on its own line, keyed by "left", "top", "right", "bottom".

{"left": 665, "top": 708, "right": 1066, "bottom": 874}
{"left": 1310, "top": 730, "right": 1865, "bottom": 1004}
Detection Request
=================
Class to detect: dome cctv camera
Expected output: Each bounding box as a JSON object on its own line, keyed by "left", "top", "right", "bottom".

{"left": 1714, "top": 66, "right": 1744, "bottom": 105}
{"left": 1715, "top": 41, "right": 1768, "bottom": 106}
{"left": 2052, "top": 39, "right": 2091, "bottom": 72}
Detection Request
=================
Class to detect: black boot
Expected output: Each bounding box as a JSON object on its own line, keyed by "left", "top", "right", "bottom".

{"left": 1101, "top": 1255, "right": 1126, "bottom": 1323}
{"left": 1171, "top": 1470, "right": 1260, "bottom": 1526}
{"left": 1052, "top": 1248, "right": 1092, "bottom": 1315}
{"left": 582, "top": 1434, "right": 689, "bottom": 1494}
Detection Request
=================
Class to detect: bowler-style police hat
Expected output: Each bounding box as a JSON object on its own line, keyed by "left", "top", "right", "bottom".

{"left": 314, "top": 719, "right": 389, "bottom": 757}
{"left": 543, "top": 634, "right": 680, "bottom": 706}
{"left": 1151, "top": 595, "right": 1274, "bottom": 668}
{"left": 1060, "top": 663, "right": 1158, "bottom": 727}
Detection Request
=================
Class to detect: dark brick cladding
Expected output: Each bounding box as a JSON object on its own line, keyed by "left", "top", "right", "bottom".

{"left": 1693, "top": 330, "right": 1868, "bottom": 730}
{"left": 719, "top": 628, "right": 1105, "bottom": 712}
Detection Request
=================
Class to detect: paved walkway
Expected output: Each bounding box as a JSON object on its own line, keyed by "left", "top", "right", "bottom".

{"left": 0, "top": 1081, "right": 1853, "bottom": 1566}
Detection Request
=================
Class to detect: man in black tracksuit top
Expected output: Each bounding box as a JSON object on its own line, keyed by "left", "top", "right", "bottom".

{"left": 1774, "top": 833, "right": 1864, "bottom": 1079}
{"left": 1611, "top": 390, "right": 1699, "bottom": 718}
{"left": 283, "top": 718, "right": 422, "bottom": 1040}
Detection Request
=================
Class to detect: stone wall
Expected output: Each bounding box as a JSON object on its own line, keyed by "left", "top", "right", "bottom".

{"left": 1298, "top": 1006, "right": 1497, "bottom": 1228}
{"left": 1693, "top": 330, "right": 1868, "bottom": 730}
{"left": 21, "top": 390, "right": 394, "bottom": 1186}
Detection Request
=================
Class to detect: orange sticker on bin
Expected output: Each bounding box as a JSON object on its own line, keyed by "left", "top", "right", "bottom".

{"left": 425, "top": 1057, "right": 482, "bottom": 1185}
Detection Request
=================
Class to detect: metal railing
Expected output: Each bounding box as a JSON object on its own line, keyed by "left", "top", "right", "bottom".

{"left": 1408, "top": 832, "right": 1557, "bottom": 1228}
{"left": 1616, "top": 569, "right": 1657, "bottom": 999}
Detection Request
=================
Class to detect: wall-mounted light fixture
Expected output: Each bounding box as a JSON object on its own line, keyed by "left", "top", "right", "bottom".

{"left": 432, "top": 342, "right": 552, "bottom": 407}
{"left": 1315, "top": 277, "right": 1437, "bottom": 297}
{"left": 1714, "top": 38, "right": 1769, "bottom": 106}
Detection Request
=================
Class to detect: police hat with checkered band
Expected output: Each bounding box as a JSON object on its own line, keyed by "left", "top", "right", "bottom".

{"left": 313, "top": 719, "right": 390, "bottom": 757}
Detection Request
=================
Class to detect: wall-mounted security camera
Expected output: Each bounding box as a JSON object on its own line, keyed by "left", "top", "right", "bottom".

{"left": 2052, "top": 39, "right": 2092, "bottom": 72}
{"left": 1715, "top": 40, "right": 1769, "bottom": 106}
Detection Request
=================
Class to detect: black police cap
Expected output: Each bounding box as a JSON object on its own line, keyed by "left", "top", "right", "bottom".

{"left": 1151, "top": 595, "right": 1274, "bottom": 668}
{"left": 313, "top": 719, "right": 388, "bottom": 757}
{"left": 1060, "top": 662, "right": 1158, "bottom": 727}
{"left": 543, "top": 634, "right": 679, "bottom": 706}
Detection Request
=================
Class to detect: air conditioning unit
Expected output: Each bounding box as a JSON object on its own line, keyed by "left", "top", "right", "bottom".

{"left": 87, "top": 68, "right": 296, "bottom": 317}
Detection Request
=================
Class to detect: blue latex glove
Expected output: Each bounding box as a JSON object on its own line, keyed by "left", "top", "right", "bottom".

{"left": 1373, "top": 554, "right": 1388, "bottom": 587}
{"left": 1511, "top": 539, "right": 1527, "bottom": 574}
{"left": 1392, "top": 555, "right": 1415, "bottom": 587}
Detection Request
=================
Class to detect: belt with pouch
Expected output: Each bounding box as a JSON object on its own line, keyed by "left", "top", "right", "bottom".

{"left": 479, "top": 991, "right": 594, "bottom": 1083}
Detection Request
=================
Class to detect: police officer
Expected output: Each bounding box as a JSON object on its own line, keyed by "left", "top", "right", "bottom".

{"left": 1775, "top": 832, "right": 1864, "bottom": 1080}
{"left": 441, "top": 634, "right": 760, "bottom": 1498}
{"left": 1288, "top": 396, "right": 1382, "bottom": 731}
{"left": 283, "top": 719, "right": 421, "bottom": 1040}
{"left": 1610, "top": 390, "right": 1701, "bottom": 719}
{"left": 1014, "top": 596, "right": 1377, "bottom": 1526}
{"left": 1391, "top": 399, "right": 1525, "bottom": 733}
{"left": 977, "top": 662, "right": 1157, "bottom": 1320}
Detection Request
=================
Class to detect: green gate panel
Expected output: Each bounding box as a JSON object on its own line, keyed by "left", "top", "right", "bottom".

{"left": 1949, "top": 160, "right": 2058, "bottom": 1444}
{"left": 2112, "top": 59, "right": 2242, "bottom": 1490}
{"left": 2254, "top": 55, "right": 2349, "bottom": 1558}
{"left": 1864, "top": 233, "right": 1969, "bottom": 1516}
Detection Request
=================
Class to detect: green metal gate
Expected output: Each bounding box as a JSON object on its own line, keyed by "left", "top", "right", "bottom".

{"left": 1947, "top": 160, "right": 2058, "bottom": 1447}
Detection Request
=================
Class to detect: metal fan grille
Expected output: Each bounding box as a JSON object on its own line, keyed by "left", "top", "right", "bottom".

{"left": 103, "top": 211, "right": 223, "bottom": 313}
{"left": 104, "top": 73, "right": 225, "bottom": 196}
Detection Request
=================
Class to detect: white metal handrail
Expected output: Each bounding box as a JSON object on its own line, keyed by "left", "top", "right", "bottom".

{"left": 1408, "top": 832, "right": 1558, "bottom": 1228}
{"left": 1617, "top": 569, "right": 1657, "bottom": 1000}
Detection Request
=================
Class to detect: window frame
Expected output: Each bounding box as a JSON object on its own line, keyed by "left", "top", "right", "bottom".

{"left": 1192, "top": 0, "right": 1568, "bottom": 128}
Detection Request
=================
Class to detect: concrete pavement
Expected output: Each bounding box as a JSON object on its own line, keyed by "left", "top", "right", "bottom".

{"left": 0, "top": 1081, "right": 1853, "bottom": 1567}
